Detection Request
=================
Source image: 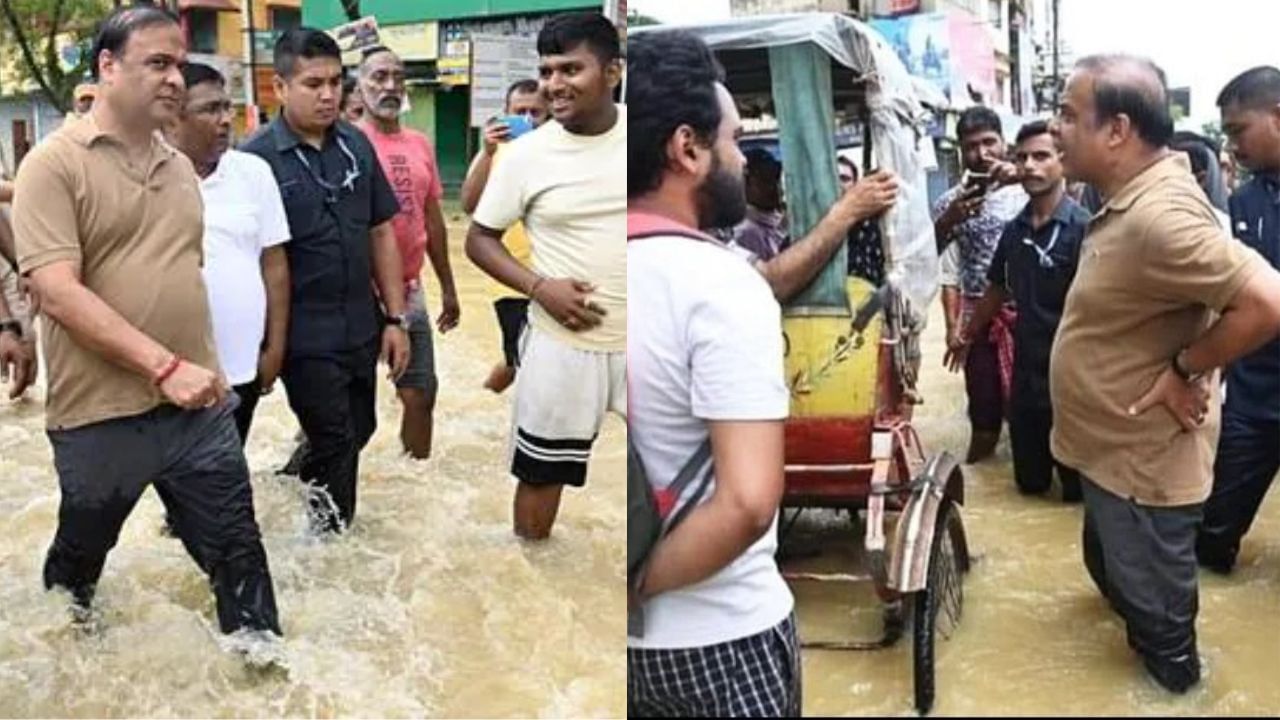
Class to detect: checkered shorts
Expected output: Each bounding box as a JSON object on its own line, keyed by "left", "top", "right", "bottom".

{"left": 627, "top": 614, "right": 802, "bottom": 717}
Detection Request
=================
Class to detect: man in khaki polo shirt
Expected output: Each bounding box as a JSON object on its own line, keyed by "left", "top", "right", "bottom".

{"left": 12, "top": 6, "right": 282, "bottom": 648}
{"left": 1052, "top": 54, "right": 1280, "bottom": 693}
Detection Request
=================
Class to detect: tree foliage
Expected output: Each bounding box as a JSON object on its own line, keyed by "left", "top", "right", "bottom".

{"left": 0, "top": 0, "right": 112, "bottom": 114}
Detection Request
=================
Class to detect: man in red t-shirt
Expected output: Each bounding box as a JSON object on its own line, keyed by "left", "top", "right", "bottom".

{"left": 358, "top": 46, "right": 460, "bottom": 459}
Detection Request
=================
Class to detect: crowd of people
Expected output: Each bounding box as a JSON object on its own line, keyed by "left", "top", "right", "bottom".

{"left": 627, "top": 26, "right": 1280, "bottom": 717}
{"left": 0, "top": 3, "right": 624, "bottom": 657}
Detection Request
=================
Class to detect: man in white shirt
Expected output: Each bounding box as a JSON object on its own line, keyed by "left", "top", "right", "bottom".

{"left": 165, "top": 62, "right": 290, "bottom": 443}
{"left": 626, "top": 30, "right": 800, "bottom": 717}
{"left": 466, "top": 12, "right": 624, "bottom": 541}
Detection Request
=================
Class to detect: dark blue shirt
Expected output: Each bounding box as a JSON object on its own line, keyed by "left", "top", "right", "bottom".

{"left": 241, "top": 118, "right": 399, "bottom": 360}
{"left": 988, "top": 194, "right": 1090, "bottom": 407}
{"left": 1225, "top": 174, "right": 1280, "bottom": 422}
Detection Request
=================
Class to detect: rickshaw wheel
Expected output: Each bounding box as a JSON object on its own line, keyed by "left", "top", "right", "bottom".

{"left": 910, "top": 499, "right": 964, "bottom": 716}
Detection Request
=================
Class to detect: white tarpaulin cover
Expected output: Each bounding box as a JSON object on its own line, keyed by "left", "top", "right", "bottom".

{"left": 631, "top": 13, "right": 942, "bottom": 315}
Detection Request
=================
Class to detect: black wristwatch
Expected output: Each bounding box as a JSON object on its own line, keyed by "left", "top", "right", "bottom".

{"left": 384, "top": 313, "right": 409, "bottom": 330}
{"left": 1172, "top": 349, "right": 1204, "bottom": 383}
{"left": 0, "top": 319, "right": 21, "bottom": 339}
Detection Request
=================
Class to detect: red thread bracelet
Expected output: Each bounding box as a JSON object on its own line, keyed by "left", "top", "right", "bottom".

{"left": 154, "top": 355, "right": 182, "bottom": 386}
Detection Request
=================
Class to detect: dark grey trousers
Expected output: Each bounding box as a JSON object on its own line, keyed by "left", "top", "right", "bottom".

{"left": 43, "top": 398, "right": 281, "bottom": 636}
{"left": 1081, "top": 477, "right": 1200, "bottom": 668}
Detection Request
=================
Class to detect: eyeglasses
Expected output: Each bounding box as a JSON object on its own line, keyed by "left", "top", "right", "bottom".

{"left": 292, "top": 135, "right": 361, "bottom": 206}
{"left": 191, "top": 99, "right": 234, "bottom": 118}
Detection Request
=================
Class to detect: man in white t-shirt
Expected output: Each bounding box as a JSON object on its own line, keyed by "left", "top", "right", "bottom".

{"left": 165, "top": 62, "right": 290, "bottom": 443}
{"left": 466, "top": 12, "right": 624, "bottom": 541}
{"left": 626, "top": 30, "right": 800, "bottom": 717}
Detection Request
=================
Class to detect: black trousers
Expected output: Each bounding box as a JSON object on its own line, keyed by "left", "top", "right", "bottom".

{"left": 1081, "top": 477, "right": 1201, "bottom": 687}
{"left": 1009, "top": 401, "right": 1081, "bottom": 500}
{"left": 1196, "top": 410, "right": 1280, "bottom": 573}
{"left": 282, "top": 341, "right": 378, "bottom": 534}
{"left": 231, "top": 381, "right": 261, "bottom": 445}
{"left": 44, "top": 399, "right": 281, "bottom": 635}
{"left": 964, "top": 330, "right": 1004, "bottom": 432}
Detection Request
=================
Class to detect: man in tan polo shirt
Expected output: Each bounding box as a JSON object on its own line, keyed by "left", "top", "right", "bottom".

{"left": 11, "top": 6, "right": 281, "bottom": 648}
{"left": 1052, "top": 54, "right": 1280, "bottom": 693}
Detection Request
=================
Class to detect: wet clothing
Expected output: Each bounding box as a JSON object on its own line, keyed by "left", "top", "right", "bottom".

{"left": 45, "top": 398, "right": 280, "bottom": 636}
{"left": 628, "top": 613, "right": 802, "bottom": 717}
{"left": 243, "top": 118, "right": 399, "bottom": 534}
{"left": 1051, "top": 154, "right": 1267, "bottom": 507}
{"left": 963, "top": 324, "right": 1005, "bottom": 433}
{"left": 1197, "top": 411, "right": 1280, "bottom": 573}
{"left": 396, "top": 281, "right": 438, "bottom": 397}
{"left": 231, "top": 382, "right": 261, "bottom": 445}
{"left": 1081, "top": 477, "right": 1201, "bottom": 692}
{"left": 13, "top": 115, "right": 279, "bottom": 637}
{"left": 1197, "top": 173, "right": 1280, "bottom": 572}
{"left": 282, "top": 339, "right": 379, "bottom": 534}
{"left": 1010, "top": 403, "right": 1081, "bottom": 500}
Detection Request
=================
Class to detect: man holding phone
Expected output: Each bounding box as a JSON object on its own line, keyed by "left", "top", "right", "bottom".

{"left": 460, "top": 79, "right": 549, "bottom": 394}
{"left": 933, "top": 107, "right": 1028, "bottom": 463}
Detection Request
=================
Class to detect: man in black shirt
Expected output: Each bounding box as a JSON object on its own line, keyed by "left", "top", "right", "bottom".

{"left": 242, "top": 28, "right": 408, "bottom": 535}
{"left": 953, "top": 120, "right": 1089, "bottom": 501}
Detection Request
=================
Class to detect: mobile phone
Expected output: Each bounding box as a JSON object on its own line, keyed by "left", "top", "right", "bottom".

{"left": 501, "top": 114, "right": 534, "bottom": 140}
{"left": 963, "top": 171, "right": 993, "bottom": 196}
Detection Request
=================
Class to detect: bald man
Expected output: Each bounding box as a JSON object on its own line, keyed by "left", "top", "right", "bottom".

{"left": 1051, "top": 54, "right": 1280, "bottom": 693}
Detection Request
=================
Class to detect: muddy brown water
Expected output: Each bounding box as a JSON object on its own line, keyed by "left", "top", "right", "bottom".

{"left": 793, "top": 303, "right": 1280, "bottom": 716}
{"left": 0, "top": 218, "right": 625, "bottom": 718}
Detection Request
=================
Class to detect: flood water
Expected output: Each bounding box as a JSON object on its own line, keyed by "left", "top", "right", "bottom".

{"left": 793, "top": 303, "right": 1280, "bottom": 716}
{"left": 0, "top": 214, "right": 625, "bottom": 718}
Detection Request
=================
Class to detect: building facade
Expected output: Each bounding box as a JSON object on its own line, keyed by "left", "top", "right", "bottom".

{"left": 299, "top": 0, "right": 611, "bottom": 190}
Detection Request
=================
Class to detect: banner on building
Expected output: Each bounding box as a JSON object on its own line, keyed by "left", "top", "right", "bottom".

{"left": 469, "top": 33, "right": 540, "bottom": 127}
{"left": 382, "top": 22, "right": 439, "bottom": 62}
{"left": 329, "top": 16, "right": 381, "bottom": 66}
{"left": 870, "top": 11, "right": 995, "bottom": 106}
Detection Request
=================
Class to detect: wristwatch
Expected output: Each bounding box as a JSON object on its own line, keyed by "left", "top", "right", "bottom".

{"left": 384, "top": 313, "right": 409, "bottom": 330}
{"left": 1172, "top": 349, "right": 1204, "bottom": 383}
{"left": 0, "top": 319, "right": 21, "bottom": 339}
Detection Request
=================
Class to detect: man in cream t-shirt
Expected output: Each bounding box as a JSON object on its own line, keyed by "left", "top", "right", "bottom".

{"left": 466, "top": 11, "right": 624, "bottom": 540}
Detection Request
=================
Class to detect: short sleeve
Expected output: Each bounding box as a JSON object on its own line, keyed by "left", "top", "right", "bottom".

{"left": 12, "top": 146, "right": 81, "bottom": 274}
{"left": 687, "top": 266, "right": 789, "bottom": 421}
{"left": 248, "top": 155, "right": 290, "bottom": 249}
{"left": 368, "top": 148, "right": 400, "bottom": 227}
{"left": 419, "top": 135, "right": 443, "bottom": 201}
{"left": 987, "top": 228, "right": 1011, "bottom": 289}
{"left": 939, "top": 242, "right": 961, "bottom": 287}
{"left": 472, "top": 143, "right": 525, "bottom": 232}
{"left": 1140, "top": 202, "right": 1263, "bottom": 312}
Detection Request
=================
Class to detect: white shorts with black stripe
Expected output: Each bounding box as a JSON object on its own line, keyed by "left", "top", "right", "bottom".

{"left": 509, "top": 325, "right": 625, "bottom": 487}
{"left": 628, "top": 613, "right": 803, "bottom": 718}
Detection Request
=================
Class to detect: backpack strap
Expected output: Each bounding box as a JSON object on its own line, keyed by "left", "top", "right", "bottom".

{"left": 651, "top": 438, "right": 713, "bottom": 520}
